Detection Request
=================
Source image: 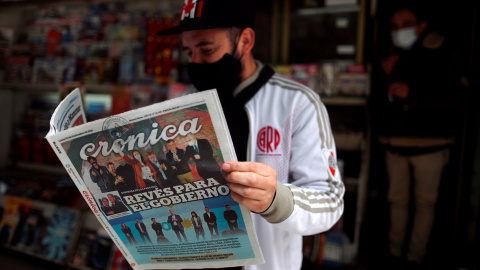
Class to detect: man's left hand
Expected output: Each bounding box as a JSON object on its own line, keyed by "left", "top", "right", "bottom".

{"left": 222, "top": 161, "right": 277, "bottom": 213}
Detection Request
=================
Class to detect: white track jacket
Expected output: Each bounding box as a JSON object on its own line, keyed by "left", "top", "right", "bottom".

{"left": 190, "top": 62, "right": 345, "bottom": 270}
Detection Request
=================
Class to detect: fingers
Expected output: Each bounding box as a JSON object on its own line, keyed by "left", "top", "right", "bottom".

{"left": 229, "top": 184, "right": 274, "bottom": 213}
{"left": 222, "top": 162, "right": 274, "bottom": 177}
{"left": 222, "top": 161, "right": 277, "bottom": 213}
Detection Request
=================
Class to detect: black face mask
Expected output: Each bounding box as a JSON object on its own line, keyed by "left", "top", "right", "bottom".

{"left": 187, "top": 53, "right": 242, "bottom": 95}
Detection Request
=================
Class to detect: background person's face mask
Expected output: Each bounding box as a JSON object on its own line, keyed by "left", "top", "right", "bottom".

{"left": 391, "top": 27, "right": 417, "bottom": 49}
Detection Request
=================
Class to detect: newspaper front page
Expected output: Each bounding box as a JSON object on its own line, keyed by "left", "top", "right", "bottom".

{"left": 45, "top": 89, "right": 264, "bottom": 269}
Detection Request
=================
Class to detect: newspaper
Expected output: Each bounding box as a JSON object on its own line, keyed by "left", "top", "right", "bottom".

{"left": 45, "top": 88, "right": 264, "bottom": 269}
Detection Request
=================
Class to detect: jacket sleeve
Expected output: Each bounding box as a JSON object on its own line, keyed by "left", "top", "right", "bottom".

{"left": 260, "top": 92, "right": 344, "bottom": 235}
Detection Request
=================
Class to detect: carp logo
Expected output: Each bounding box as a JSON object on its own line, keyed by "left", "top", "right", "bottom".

{"left": 257, "top": 126, "right": 280, "bottom": 153}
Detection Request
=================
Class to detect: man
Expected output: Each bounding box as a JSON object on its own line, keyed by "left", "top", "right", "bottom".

{"left": 87, "top": 156, "right": 112, "bottom": 193}
{"left": 157, "top": 1, "right": 344, "bottom": 269}
{"left": 134, "top": 218, "right": 152, "bottom": 245}
{"left": 203, "top": 207, "right": 219, "bottom": 238}
{"left": 223, "top": 205, "right": 238, "bottom": 231}
{"left": 167, "top": 209, "right": 188, "bottom": 243}
{"left": 107, "top": 193, "right": 129, "bottom": 214}
{"left": 165, "top": 139, "right": 195, "bottom": 184}
{"left": 106, "top": 162, "right": 129, "bottom": 193}
{"left": 100, "top": 197, "right": 114, "bottom": 216}
{"left": 185, "top": 133, "right": 225, "bottom": 184}
{"left": 371, "top": 6, "right": 462, "bottom": 266}
{"left": 151, "top": 218, "right": 168, "bottom": 243}
{"left": 113, "top": 154, "right": 137, "bottom": 192}
{"left": 110, "top": 154, "right": 136, "bottom": 194}
{"left": 121, "top": 223, "right": 137, "bottom": 245}
{"left": 146, "top": 150, "right": 177, "bottom": 188}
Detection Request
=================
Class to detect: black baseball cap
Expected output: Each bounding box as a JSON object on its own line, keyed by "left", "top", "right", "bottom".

{"left": 156, "top": 0, "right": 254, "bottom": 36}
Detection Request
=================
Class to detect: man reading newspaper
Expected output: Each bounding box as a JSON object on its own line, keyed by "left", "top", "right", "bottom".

{"left": 156, "top": 1, "right": 345, "bottom": 269}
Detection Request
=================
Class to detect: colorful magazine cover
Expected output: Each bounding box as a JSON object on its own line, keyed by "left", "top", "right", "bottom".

{"left": 72, "top": 228, "right": 114, "bottom": 270}
{"left": 45, "top": 90, "right": 264, "bottom": 269}
{"left": 15, "top": 207, "right": 45, "bottom": 253}
{"left": 38, "top": 207, "right": 79, "bottom": 261}
{"left": 72, "top": 228, "right": 97, "bottom": 267}
{"left": 0, "top": 196, "right": 32, "bottom": 245}
{"left": 5, "top": 56, "right": 31, "bottom": 82}
{"left": 32, "top": 57, "right": 60, "bottom": 84}
{"left": 110, "top": 246, "right": 134, "bottom": 270}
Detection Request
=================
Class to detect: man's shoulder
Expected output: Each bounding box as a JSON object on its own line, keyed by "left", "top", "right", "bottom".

{"left": 422, "top": 31, "right": 446, "bottom": 50}
{"left": 263, "top": 73, "right": 320, "bottom": 102}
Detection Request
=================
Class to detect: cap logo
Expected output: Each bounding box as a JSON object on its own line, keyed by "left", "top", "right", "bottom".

{"left": 181, "top": 0, "right": 204, "bottom": 21}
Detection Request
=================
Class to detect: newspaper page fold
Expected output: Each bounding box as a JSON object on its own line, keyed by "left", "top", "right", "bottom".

{"left": 45, "top": 89, "right": 264, "bottom": 269}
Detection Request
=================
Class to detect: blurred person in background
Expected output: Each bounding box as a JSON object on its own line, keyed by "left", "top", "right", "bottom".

{"left": 371, "top": 5, "right": 463, "bottom": 268}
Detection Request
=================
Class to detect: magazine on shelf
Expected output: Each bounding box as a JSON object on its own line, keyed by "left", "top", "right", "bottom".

{"left": 45, "top": 88, "right": 264, "bottom": 269}
{"left": 38, "top": 206, "right": 79, "bottom": 262}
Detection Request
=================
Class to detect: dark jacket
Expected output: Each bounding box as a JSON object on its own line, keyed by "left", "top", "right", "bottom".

{"left": 371, "top": 30, "right": 463, "bottom": 141}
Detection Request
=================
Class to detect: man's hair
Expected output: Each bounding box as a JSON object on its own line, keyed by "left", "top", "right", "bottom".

{"left": 389, "top": 5, "right": 426, "bottom": 23}
{"left": 87, "top": 156, "right": 96, "bottom": 162}
{"left": 107, "top": 162, "right": 114, "bottom": 167}
{"left": 151, "top": 218, "right": 155, "bottom": 221}
{"left": 147, "top": 150, "right": 156, "bottom": 156}
{"left": 223, "top": 27, "right": 244, "bottom": 50}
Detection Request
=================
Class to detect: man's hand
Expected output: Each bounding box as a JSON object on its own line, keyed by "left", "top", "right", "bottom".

{"left": 222, "top": 162, "right": 277, "bottom": 213}
{"left": 388, "top": 81, "right": 410, "bottom": 100}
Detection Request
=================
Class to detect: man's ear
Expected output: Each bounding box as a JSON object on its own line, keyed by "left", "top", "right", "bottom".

{"left": 239, "top": 27, "right": 255, "bottom": 55}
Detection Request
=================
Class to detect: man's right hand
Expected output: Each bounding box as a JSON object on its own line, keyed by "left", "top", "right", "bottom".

{"left": 388, "top": 81, "right": 410, "bottom": 100}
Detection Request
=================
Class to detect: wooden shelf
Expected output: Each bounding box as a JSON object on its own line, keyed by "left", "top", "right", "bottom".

{"left": 321, "top": 96, "right": 367, "bottom": 106}
{"left": 15, "top": 161, "right": 67, "bottom": 176}
{"left": 1, "top": 83, "right": 113, "bottom": 94}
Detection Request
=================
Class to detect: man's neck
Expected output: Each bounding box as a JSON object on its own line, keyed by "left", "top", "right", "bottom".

{"left": 233, "top": 60, "right": 262, "bottom": 97}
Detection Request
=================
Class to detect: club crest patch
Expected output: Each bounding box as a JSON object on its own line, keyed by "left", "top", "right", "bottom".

{"left": 323, "top": 150, "right": 339, "bottom": 180}
{"left": 257, "top": 126, "right": 281, "bottom": 155}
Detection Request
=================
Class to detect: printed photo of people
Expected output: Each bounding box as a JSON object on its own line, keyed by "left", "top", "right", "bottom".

{"left": 96, "top": 191, "right": 131, "bottom": 219}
